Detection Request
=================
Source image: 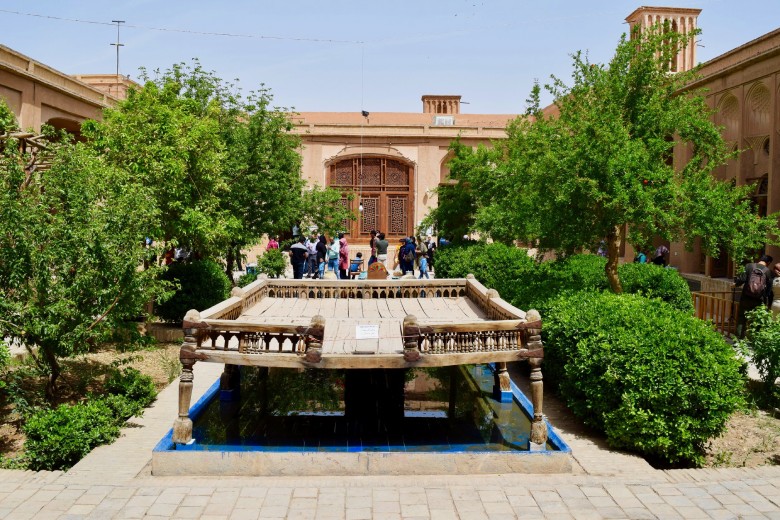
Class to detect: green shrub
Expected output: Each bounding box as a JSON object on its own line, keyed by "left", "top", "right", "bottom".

{"left": 237, "top": 272, "right": 258, "bottom": 287}
{"left": 23, "top": 399, "right": 120, "bottom": 470}
{"left": 105, "top": 367, "right": 157, "bottom": 408}
{"left": 434, "top": 243, "right": 537, "bottom": 306}
{"left": 99, "top": 393, "right": 144, "bottom": 421}
{"left": 257, "top": 249, "right": 287, "bottom": 278}
{"left": 541, "top": 291, "right": 744, "bottom": 466}
{"left": 436, "top": 244, "right": 692, "bottom": 311}
{"left": 0, "top": 341, "right": 9, "bottom": 392}
{"left": 155, "top": 260, "right": 231, "bottom": 322}
{"left": 618, "top": 262, "right": 693, "bottom": 312}
{"left": 739, "top": 307, "right": 780, "bottom": 406}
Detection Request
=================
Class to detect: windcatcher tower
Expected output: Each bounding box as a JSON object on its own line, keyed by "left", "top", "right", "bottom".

{"left": 625, "top": 6, "right": 702, "bottom": 72}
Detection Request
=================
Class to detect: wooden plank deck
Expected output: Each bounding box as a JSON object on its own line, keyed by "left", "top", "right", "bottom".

{"left": 238, "top": 296, "right": 487, "bottom": 356}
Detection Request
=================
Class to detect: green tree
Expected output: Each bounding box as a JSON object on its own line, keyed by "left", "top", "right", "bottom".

{"left": 444, "top": 26, "right": 778, "bottom": 292}
{"left": 220, "top": 87, "right": 306, "bottom": 275}
{"left": 82, "top": 62, "right": 232, "bottom": 259}
{"left": 298, "top": 186, "right": 356, "bottom": 239}
{"left": 0, "top": 100, "right": 166, "bottom": 399}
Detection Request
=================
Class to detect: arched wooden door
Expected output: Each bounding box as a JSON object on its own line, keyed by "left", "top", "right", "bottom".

{"left": 328, "top": 157, "right": 414, "bottom": 242}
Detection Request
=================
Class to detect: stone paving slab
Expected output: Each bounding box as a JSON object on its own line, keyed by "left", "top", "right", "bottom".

{"left": 0, "top": 467, "right": 778, "bottom": 519}
{"left": 1, "top": 357, "right": 778, "bottom": 518}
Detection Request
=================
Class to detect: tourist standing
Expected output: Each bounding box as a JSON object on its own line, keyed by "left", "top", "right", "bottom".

{"left": 338, "top": 233, "right": 349, "bottom": 280}
{"left": 399, "top": 238, "right": 416, "bottom": 275}
{"left": 735, "top": 254, "right": 773, "bottom": 337}
{"left": 425, "top": 235, "right": 436, "bottom": 272}
{"left": 369, "top": 230, "right": 378, "bottom": 260}
{"left": 316, "top": 235, "right": 328, "bottom": 279}
{"left": 288, "top": 237, "right": 308, "bottom": 280}
{"left": 266, "top": 236, "right": 279, "bottom": 250}
{"left": 375, "top": 232, "right": 389, "bottom": 269}
{"left": 418, "top": 238, "right": 430, "bottom": 279}
{"left": 305, "top": 233, "right": 318, "bottom": 278}
{"left": 652, "top": 245, "right": 669, "bottom": 266}
{"left": 328, "top": 236, "right": 340, "bottom": 277}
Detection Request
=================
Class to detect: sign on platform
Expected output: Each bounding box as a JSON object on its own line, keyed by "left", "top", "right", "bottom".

{"left": 355, "top": 324, "right": 380, "bottom": 340}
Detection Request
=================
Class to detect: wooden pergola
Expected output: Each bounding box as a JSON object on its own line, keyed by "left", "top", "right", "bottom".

{"left": 172, "top": 276, "right": 547, "bottom": 447}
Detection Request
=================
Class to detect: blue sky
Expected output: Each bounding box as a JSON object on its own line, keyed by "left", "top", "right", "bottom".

{"left": 3, "top": 1, "right": 779, "bottom": 114}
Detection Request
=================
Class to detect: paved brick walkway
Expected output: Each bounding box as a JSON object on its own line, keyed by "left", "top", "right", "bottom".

{"left": 0, "top": 362, "right": 778, "bottom": 519}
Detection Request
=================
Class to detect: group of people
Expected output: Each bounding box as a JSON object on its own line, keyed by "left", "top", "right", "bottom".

{"left": 633, "top": 245, "right": 670, "bottom": 266}
{"left": 276, "top": 230, "right": 438, "bottom": 280}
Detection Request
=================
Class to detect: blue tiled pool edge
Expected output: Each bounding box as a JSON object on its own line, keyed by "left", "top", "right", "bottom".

{"left": 152, "top": 369, "right": 572, "bottom": 476}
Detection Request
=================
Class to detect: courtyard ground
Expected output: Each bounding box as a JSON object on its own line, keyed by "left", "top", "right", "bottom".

{"left": 0, "top": 355, "right": 778, "bottom": 518}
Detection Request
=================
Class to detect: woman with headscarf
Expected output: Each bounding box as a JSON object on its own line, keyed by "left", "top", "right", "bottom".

{"left": 316, "top": 235, "right": 328, "bottom": 279}
{"left": 338, "top": 232, "right": 349, "bottom": 280}
{"left": 400, "top": 237, "right": 416, "bottom": 275}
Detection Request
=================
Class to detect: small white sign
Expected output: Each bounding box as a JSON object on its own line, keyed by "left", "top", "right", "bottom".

{"left": 355, "top": 324, "right": 380, "bottom": 340}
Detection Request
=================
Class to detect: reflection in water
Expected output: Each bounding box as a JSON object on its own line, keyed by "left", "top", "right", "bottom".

{"left": 191, "top": 365, "right": 541, "bottom": 452}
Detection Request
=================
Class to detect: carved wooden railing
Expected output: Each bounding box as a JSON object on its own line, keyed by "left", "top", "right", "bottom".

{"left": 692, "top": 290, "right": 739, "bottom": 336}
{"left": 173, "top": 276, "right": 547, "bottom": 446}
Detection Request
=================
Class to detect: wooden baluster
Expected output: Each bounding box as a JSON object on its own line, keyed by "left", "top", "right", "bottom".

{"left": 526, "top": 309, "right": 547, "bottom": 449}
{"left": 403, "top": 314, "right": 422, "bottom": 362}
{"left": 172, "top": 310, "right": 206, "bottom": 444}
{"left": 303, "top": 315, "right": 325, "bottom": 363}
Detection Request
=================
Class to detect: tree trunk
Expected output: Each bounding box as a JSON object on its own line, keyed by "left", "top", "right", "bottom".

{"left": 235, "top": 246, "right": 243, "bottom": 271}
{"left": 225, "top": 246, "right": 235, "bottom": 285}
{"left": 42, "top": 346, "right": 61, "bottom": 402}
{"left": 605, "top": 225, "right": 624, "bottom": 294}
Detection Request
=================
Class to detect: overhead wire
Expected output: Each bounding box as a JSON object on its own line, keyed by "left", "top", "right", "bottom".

{"left": 0, "top": 8, "right": 364, "bottom": 45}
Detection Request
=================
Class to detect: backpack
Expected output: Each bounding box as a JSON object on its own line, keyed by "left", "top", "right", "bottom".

{"left": 746, "top": 264, "right": 768, "bottom": 299}
{"left": 403, "top": 249, "right": 414, "bottom": 263}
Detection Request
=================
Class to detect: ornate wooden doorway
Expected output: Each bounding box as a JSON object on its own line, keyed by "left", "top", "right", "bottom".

{"left": 328, "top": 157, "right": 414, "bottom": 242}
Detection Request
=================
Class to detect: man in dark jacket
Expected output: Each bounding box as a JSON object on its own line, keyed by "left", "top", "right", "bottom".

{"left": 289, "top": 237, "right": 309, "bottom": 280}
{"left": 735, "top": 254, "right": 773, "bottom": 337}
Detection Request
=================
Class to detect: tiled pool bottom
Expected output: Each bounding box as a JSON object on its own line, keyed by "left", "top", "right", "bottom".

{"left": 152, "top": 366, "right": 572, "bottom": 476}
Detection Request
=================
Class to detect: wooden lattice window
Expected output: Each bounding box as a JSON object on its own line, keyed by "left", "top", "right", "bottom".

{"left": 388, "top": 197, "right": 407, "bottom": 235}
{"left": 360, "top": 159, "right": 382, "bottom": 186}
{"left": 327, "top": 156, "right": 413, "bottom": 239}
{"left": 360, "top": 197, "right": 379, "bottom": 234}
{"left": 386, "top": 160, "right": 409, "bottom": 186}
{"left": 339, "top": 197, "right": 350, "bottom": 233}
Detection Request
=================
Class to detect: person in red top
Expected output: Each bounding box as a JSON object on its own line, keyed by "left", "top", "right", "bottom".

{"left": 266, "top": 236, "right": 279, "bottom": 250}
{"left": 338, "top": 233, "right": 349, "bottom": 279}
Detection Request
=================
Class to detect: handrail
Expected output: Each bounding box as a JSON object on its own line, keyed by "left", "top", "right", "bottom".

{"left": 691, "top": 291, "right": 738, "bottom": 336}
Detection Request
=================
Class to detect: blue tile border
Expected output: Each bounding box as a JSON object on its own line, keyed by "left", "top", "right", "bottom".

{"left": 155, "top": 365, "right": 571, "bottom": 456}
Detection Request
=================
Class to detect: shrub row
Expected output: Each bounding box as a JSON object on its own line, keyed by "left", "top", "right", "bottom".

{"left": 23, "top": 367, "right": 157, "bottom": 471}
{"left": 540, "top": 291, "right": 744, "bottom": 466}
{"left": 435, "top": 243, "right": 693, "bottom": 312}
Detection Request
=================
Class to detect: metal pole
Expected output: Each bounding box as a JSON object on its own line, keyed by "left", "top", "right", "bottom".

{"left": 110, "top": 20, "right": 125, "bottom": 97}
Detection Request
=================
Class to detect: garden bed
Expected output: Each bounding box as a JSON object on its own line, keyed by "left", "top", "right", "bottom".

{"left": 0, "top": 343, "right": 180, "bottom": 465}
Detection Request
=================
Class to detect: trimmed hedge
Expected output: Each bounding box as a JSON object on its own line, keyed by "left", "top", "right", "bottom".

{"left": 23, "top": 399, "right": 121, "bottom": 470}
{"left": 541, "top": 291, "right": 744, "bottom": 465}
{"left": 155, "top": 260, "right": 232, "bottom": 322}
{"left": 435, "top": 244, "right": 692, "bottom": 312}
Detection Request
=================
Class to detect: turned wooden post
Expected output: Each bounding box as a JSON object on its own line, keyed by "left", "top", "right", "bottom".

{"left": 526, "top": 309, "right": 548, "bottom": 449}
{"left": 231, "top": 286, "right": 246, "bottom": 313}
{"left": 303, "top": 315, "right": 325, "bottom": 363}
{"left": 172, "top": 309, "right": 206, "bottom": 444}
{"left": 403, "top": 314, "right": 421, "bottom": 362}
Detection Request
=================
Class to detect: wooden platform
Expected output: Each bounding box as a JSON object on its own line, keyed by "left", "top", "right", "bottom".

{"left": 172, "top": 277, "right": 548, "bottom": 446}
{"left": 231, "top": 296, "right": 487, "bottom": 356}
